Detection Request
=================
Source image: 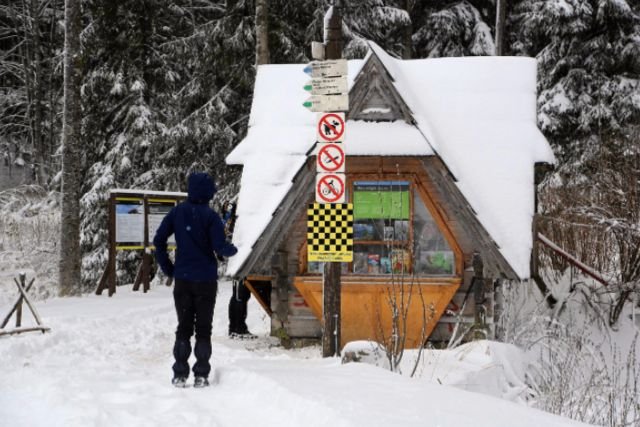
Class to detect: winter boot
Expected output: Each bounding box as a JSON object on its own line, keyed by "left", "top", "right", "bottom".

{"left": 193, "top": 339, "right": 212, "bottom": 378}
{"left": 172, "top": 339, "right": 192, "bottom": 379}
{"left": 194, "top": 376, "right": 210, "bottom": 388}
{"left": 172, "top": 376, "right": 188, "bottom": 388}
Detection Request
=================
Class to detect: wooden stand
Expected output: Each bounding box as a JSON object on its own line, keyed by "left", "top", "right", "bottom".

{"left": 0, "top": 273, "right": 50, "bottom": 336}
{"left": 95, "top": 190, "right": 185, "bottom": 296}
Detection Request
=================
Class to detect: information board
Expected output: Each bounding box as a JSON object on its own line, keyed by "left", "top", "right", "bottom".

{"left": 115, "top": 198, "right": 145, "bottom": 249}
{"left": 147, "top": 199, "right": 177, "bottom": 248}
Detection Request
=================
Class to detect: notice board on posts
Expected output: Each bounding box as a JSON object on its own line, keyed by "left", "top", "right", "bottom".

{"left": 96, "top": 189, "right": 187, "bottom": 296}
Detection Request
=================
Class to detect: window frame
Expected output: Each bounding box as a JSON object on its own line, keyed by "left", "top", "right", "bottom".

{"left": 299, "top": 172, "right": 463, "bottom": 277}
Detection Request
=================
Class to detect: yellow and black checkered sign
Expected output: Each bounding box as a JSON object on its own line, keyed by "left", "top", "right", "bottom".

{"left": 307, "top": 203, "right": 353, "bottom": 262}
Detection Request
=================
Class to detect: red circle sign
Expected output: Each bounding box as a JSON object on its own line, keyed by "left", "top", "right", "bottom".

{"left": 317, "top": 113, "right": 345, "bottom": 142}
{"left": 317, "top": 144, "right": 345, "bottom": 172}
{"left": 316, "top": 174, "right": 345, "bottom": 203}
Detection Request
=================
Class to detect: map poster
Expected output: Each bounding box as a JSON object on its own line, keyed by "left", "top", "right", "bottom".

{"left": 147, "top": 199, "right": 176, "bottom": 249}
{"left": 115, "top": 198, "right": 144, "bottom": 249}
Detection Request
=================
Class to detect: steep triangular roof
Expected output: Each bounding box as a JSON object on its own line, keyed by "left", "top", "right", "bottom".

{"left": 226, "top": 43, "right": 555, "bottom": 279}
{"left": 348, "top": 52, "right": 414, "bottom": 123}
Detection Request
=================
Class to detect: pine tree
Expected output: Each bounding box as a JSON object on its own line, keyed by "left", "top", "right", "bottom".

{"left": 516, "top": 0, "right": 640, "bottom": 324}
{"left": 0, "top": 1, "right": 64, "bottom": 185}
{"left": 80, "top": 0, "right": 255, "bottom": 287}
{"left": 412, "top": 0, "right": 496, "bottom": 58}
{"left": 512, "top": 0, "right": 640, "bottom": 160}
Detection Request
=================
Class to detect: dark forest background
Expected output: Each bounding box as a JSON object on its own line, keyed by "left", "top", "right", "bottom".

{"left": 1, "top": 0, "right": 639, "bottom": 315}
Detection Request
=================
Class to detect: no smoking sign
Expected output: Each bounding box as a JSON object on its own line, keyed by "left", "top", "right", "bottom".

{"left": 316, "top": 173, "right": 346, "bottom": 204}
{"left": 316, "top": 143, "right": 345, "bottom": 173}
{"left": 317, "top": 112, "right": 345, "bottom": 143}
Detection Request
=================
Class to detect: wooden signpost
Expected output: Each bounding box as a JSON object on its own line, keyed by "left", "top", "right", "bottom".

{"left": 304, "top": 5, "right": 350, "bottom": 357}
{"left": 95, "top": 189, "right": 186, "bottom": 296}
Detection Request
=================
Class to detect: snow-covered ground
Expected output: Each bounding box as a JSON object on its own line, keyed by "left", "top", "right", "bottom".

{"left": 0, "top": 281, "right": 591, "bottom": 427}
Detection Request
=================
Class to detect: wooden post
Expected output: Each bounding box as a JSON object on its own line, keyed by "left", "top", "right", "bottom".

{"left": 13, "top": 276, "right": 45, "bottom": 327}
{"left": 132, "top": 261, "right": 144, "bottom": 291}
{"left": 472, "top": 252, "right": 486, "bottom": 339}
{"left": 142, "top": 196, "right": 151, "bottom": 292}
{"left": 16, "top": 273, "right": 26, "bottom": 327}
{"left": 108, "top": 193, "right": 117, "bottom": 296}
{"left": 1, "top": 278, "right": 35, "bottom": 329}
{"left": 324, "top": 4, "right": 343, "bottom": 60}
{"left": 322, "top": 262, "right": 341, "bottom": 356}
{"left": 322, "top": 4, "right": 343, "bottom": 358}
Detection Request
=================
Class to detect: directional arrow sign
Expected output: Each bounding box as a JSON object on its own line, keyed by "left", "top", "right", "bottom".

{"left": 303, "top": 59, "right": 348, "bottom": 78}
{"left": 303, "top": 76, "right": 348, "bottom": 96}
{"left": 303, "top": 94, "right": 348, "bottom": 112}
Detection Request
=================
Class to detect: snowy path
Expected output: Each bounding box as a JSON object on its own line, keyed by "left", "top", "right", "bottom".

{"left": 0, "top": 282, "right": 591, "bottom": 427}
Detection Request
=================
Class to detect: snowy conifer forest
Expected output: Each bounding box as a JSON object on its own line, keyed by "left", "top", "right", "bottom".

{"left": 1, "top": 1, "right": 640, "bottom": 426}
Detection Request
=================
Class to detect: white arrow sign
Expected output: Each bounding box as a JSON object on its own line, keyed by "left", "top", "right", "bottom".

{"left": 304, "top": 76, "right": 348, "bottom": 96}
{"left": 303, "top": 94, "right": 348, "bottom": 112}
{"left": 303, "top": 59, "right": 348, "bottom": 78}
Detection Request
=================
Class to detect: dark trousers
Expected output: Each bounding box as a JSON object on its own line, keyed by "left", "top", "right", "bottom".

{"left": 228, "top": 279, "right": 251, "bottom": 334}
{"left": 173, "top": 279, "right": 217, "bottom": 378}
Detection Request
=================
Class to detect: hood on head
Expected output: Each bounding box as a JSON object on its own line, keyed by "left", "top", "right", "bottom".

{"left": 187, "top": 173, "right": 217, "bottom": 204}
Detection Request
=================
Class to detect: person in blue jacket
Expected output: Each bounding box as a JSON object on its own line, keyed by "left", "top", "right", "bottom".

{"left": 154, "top": 172, "right": 237, "bottom": 388}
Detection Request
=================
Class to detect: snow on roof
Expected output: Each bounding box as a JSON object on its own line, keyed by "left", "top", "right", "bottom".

{"left": 226, "top": 44, "right": 555, "bottom": 278}
{"left": 226, "top": 61, "right": 363, "bottom": 276}
{"left": 367, "top": 43, "right": 555, "bottom": 278}
{"left": 311, "top": 121, "right": 433, "bottom": 157}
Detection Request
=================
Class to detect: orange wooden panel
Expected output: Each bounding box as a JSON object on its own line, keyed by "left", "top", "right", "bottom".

{"left": 293, "top": 276, "right": 461, "bottom": 349}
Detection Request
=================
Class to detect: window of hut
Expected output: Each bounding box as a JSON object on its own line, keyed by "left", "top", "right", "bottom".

{"left": 306, "top": 180, "right": 456, "bottom": 276}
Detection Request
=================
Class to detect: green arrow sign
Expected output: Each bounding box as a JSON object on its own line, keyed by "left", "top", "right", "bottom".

{"left": 303, "top": 76, "right": 348, "bottom": 96}
{"left": 303, "top": 94, "right": 348, "bottom": 112}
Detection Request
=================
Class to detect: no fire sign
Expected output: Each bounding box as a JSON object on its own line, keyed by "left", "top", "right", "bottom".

{"left": 316, "top": 143, "right": 345, "bottom": 173}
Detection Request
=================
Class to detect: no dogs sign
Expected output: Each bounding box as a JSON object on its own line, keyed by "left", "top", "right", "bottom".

{"left": 317, "top": 112, "right": 345, "bottom": 143}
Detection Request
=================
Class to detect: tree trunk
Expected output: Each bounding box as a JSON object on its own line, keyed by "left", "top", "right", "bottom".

{"left": 30, "top": 0, "right": 46, "bottom": 184}
{"left": 495, "top": 0, "right": 507, "bottom": 56}
{"left": 402, "top": 0, "right": 412, "bottom": 59}
{"left": 255, "top": 0, "right": 270, "bottom": 66}
{"left": 59, "top": 0, "right": 83, "bottom": 296}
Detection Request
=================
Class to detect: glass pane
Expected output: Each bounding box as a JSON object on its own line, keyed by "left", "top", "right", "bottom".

{"left": 413, "top": 190, "right": 455, "bottom": 275}
{"left": 352, "top": 244, "right": 410, "bottom": 275}
{"left": 353, "top": 181, "right": 410, "bottom": 244}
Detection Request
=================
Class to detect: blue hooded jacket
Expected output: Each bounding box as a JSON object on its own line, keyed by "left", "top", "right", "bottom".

{"left": 153, "top": 173, "right": 237, "bottom": 282}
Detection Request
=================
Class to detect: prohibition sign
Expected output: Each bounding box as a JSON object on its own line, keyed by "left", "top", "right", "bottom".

{"left": 317, "top": 143, "right": 345, "bottom": 172}
{"left": 317, "top": 113, "right": 345, "bottom": 143}
{"left": 316, "top": 173, "right": 345, "bottom": 203}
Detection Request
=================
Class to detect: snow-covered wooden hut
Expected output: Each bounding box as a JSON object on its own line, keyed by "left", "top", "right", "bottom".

{"left": 225, "top": 42, "right": 555, "bottom": 348}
